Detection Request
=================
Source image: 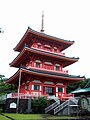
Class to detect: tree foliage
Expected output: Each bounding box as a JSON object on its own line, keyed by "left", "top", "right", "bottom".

{"left": 31, "top": 97, "right": 54, "bottom": 113}
{"left": 0, "top": 75, "right": 16, "bottom": 96}
{"left": 31, "top": 97, "right": 48, "bottom": 113}
{"left": 67, "top": 78, "right": 90, "bottom": 93}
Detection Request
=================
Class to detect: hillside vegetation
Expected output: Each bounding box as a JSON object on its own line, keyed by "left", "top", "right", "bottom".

{"left": 0, "top": 75, "right": 16, "bottom": 97}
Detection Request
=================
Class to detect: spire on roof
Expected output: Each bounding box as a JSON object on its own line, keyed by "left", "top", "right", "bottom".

{"left": 0, "top": 28, "right": 4, "bottom": 33}
{"left": 40, "top": 11, "right": 44, "bottom": 33}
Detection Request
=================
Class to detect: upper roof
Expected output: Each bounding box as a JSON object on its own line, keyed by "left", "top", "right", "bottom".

{"left": 14, "top": 27, "right": 74, "bottom": 52}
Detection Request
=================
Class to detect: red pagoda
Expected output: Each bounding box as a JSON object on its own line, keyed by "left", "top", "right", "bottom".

{"left": 6, "top": 26, "right": 85, "bottom": 102}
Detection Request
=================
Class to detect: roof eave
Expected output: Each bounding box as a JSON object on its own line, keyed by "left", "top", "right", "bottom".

{"left": 14, "top": 27, "right": 74, "bottom": 52}
{"left": 28, "top": 27, "right": 74, "bottom": 44}
{"left": 6, "top": 67, "right": 85, "bottom": 85}
{"left": 10, "top": 47, "right": 79, "bottom": 68}
{"left": 14, "top": 27, "right": 30, "bottom": 51}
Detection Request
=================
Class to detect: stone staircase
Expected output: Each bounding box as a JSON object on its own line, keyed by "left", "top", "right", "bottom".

{"left": 54, "top": 99, "right": 69, "bottom": 115}
{"left": 45, "top": 99, "right": 60, "bottom": 113}
{"left": 54, "top": 97, "right": 79, "bottom": 115}
{"left": 45, "top": 97, "right": 79, "bottom": 115}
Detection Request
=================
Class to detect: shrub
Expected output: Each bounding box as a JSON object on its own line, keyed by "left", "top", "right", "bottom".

{"left": 0, "top": 108, "right": 3, "bottom": 113}
{"left": 31, "top": 97, "right": 48, "bottom": 113}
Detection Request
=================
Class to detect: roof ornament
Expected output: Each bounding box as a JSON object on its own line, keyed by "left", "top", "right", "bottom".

{"left": 40, "top": 11, "right": 44, "bottom": 33}
{"left": 0, "top": 28, "right": 4, "bottom": 33}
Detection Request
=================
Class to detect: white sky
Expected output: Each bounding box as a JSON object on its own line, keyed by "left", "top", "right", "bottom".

{"left": 0, "top": 0, "right": 90, "bottom": 78}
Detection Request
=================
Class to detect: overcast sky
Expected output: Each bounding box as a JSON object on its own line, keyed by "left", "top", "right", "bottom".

{"left": 0, "top": 0, "right": 90, "bottom": 78}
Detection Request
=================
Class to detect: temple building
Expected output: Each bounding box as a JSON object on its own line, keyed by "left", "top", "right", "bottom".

{"left": 6, "top": 26, "right": 85, "bottom": 102}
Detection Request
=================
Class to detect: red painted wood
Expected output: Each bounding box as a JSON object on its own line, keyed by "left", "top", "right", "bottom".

{"left": 7, "top": 28, "right": 84, "bottom": 101}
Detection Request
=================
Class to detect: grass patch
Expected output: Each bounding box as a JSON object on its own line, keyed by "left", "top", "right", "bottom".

{"left": 3, "top": 113, "right": 80, "bottom": 120}
{"left": 4, "top": 114, "right": 45, "bottom": 119}
{"left": 48, "top": 115, "right": 78, "bottom": 119}
{"left": 0, "top": 114, "right": 10, "bottom": 120}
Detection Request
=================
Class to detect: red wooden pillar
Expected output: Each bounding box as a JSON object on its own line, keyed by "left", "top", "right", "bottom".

{"left": 42, "top": 59, "right": 45, "bottom": 69}
{"left": 30, "top": 56, "right": 34, "bottom": 67}
{"left": 42, "top": 42, "right": 44, "bottom": 50}
{"left": 64, "top": 85, "right": 66, "bottom": 94}
{"left": 33, "top": 42, "right": 37, "bottom": 48}
{"left": 54, "top": 82, "right": 56, "bottom": 96}
{"left": 29, "top": 81, "right": 32, "bottom": 94}
{"left": 60, "top": 65, "right": 62, "bottom": 71}
{"left": 54, "top": 86, "right": 56, "bottom": 96}
{"left": 52, "top": 62, "right": 55, "bottom": 70}
{"left": 41, "top": 79, "right": 44, "bottom": 95}
{"left": 32, "top": 61, "right": 34, "bottom": 67}
{"left": 41, "top": 82, "right": 44, "bottom": 95}
{"left": 51, "top": 45, "right": 53, "bottom": 52}
{"left": 32, "top": 57, "right": 35, "bottom": 67}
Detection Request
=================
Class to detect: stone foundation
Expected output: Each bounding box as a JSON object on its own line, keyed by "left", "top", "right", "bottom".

{"left": 5, "top": 98, "right": 28, "bottom": 113}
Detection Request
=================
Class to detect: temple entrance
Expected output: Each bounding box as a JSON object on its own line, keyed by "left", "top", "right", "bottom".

{"left": 45, "top": 86, "right": 54, "bottom": 95}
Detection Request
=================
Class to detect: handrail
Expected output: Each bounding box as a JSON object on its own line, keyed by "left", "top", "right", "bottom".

{"left": 45, "top": 100, "right": 60, "bottom": 113}
{"left": 6, "top": 93, "right": 48, "bottom": 99}
{"left": 69, "top": 97, "right": 78, "bottom": 105}
{"left": 26, "top": 66, "right": 68, "bottom": 74}
{"left": 32, "top": 46, "right": 65, "bottom": 56}
{"left": 54, "top": 97, "right": 78, "bottom": 115}
{"left": 58, "top": 92, "right": 74, "bottom": 101}
{"left": 54, "top": 100, "right": 69, "bottom": 115}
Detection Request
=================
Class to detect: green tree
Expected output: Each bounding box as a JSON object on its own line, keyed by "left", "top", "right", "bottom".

{"left": 67, "top": 78, "right": 90, "bottom": 93}
{"left": 31, "top": 97, "right": 49, "bottom": 113}
{"left": 31, "top": 97, "right": 55, "bottom": 113}
{"left": 0, "top": 75, "right": 16, "bottom": 96}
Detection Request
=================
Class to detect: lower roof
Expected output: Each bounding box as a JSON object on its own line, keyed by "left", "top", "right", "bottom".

{"left": 6, "top": 67, "right": 85, "bottom": 85}
{"left": 71, "top": 87, "right": 90, "bottom": 94}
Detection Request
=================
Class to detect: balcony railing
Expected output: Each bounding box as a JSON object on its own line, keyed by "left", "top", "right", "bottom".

{"left": 26, "top": 66, "right": 68, "bottom": 74}
{"left": 58, "top": 92, "right": 74, "bottom": 101}
{"left": 32, "top": 46, "right": 65, "bottom": 56}
{"left": 6, "top": 93, "right": 48, "bottom": 99}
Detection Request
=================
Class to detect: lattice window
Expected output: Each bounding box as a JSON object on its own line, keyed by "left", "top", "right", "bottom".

{"left": 35, "top": 60, "right": 41, "bottom": 68}
{"left": 34, "top": 85, "right": 40, "bottom": 90}
{"left": 25, "top": 85, "right": 29, "bottom": 90}
{"left": 37, "top": 43, "right": 41, "bottom": 48}
{"left": 55, "top": 64, "right": 60, "bottom": 71}
{"left": 54, "top": 47, "right": 58, "bottom": 52}
{"left": 58, "top": 87, "right": 63, "bottom": 92}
